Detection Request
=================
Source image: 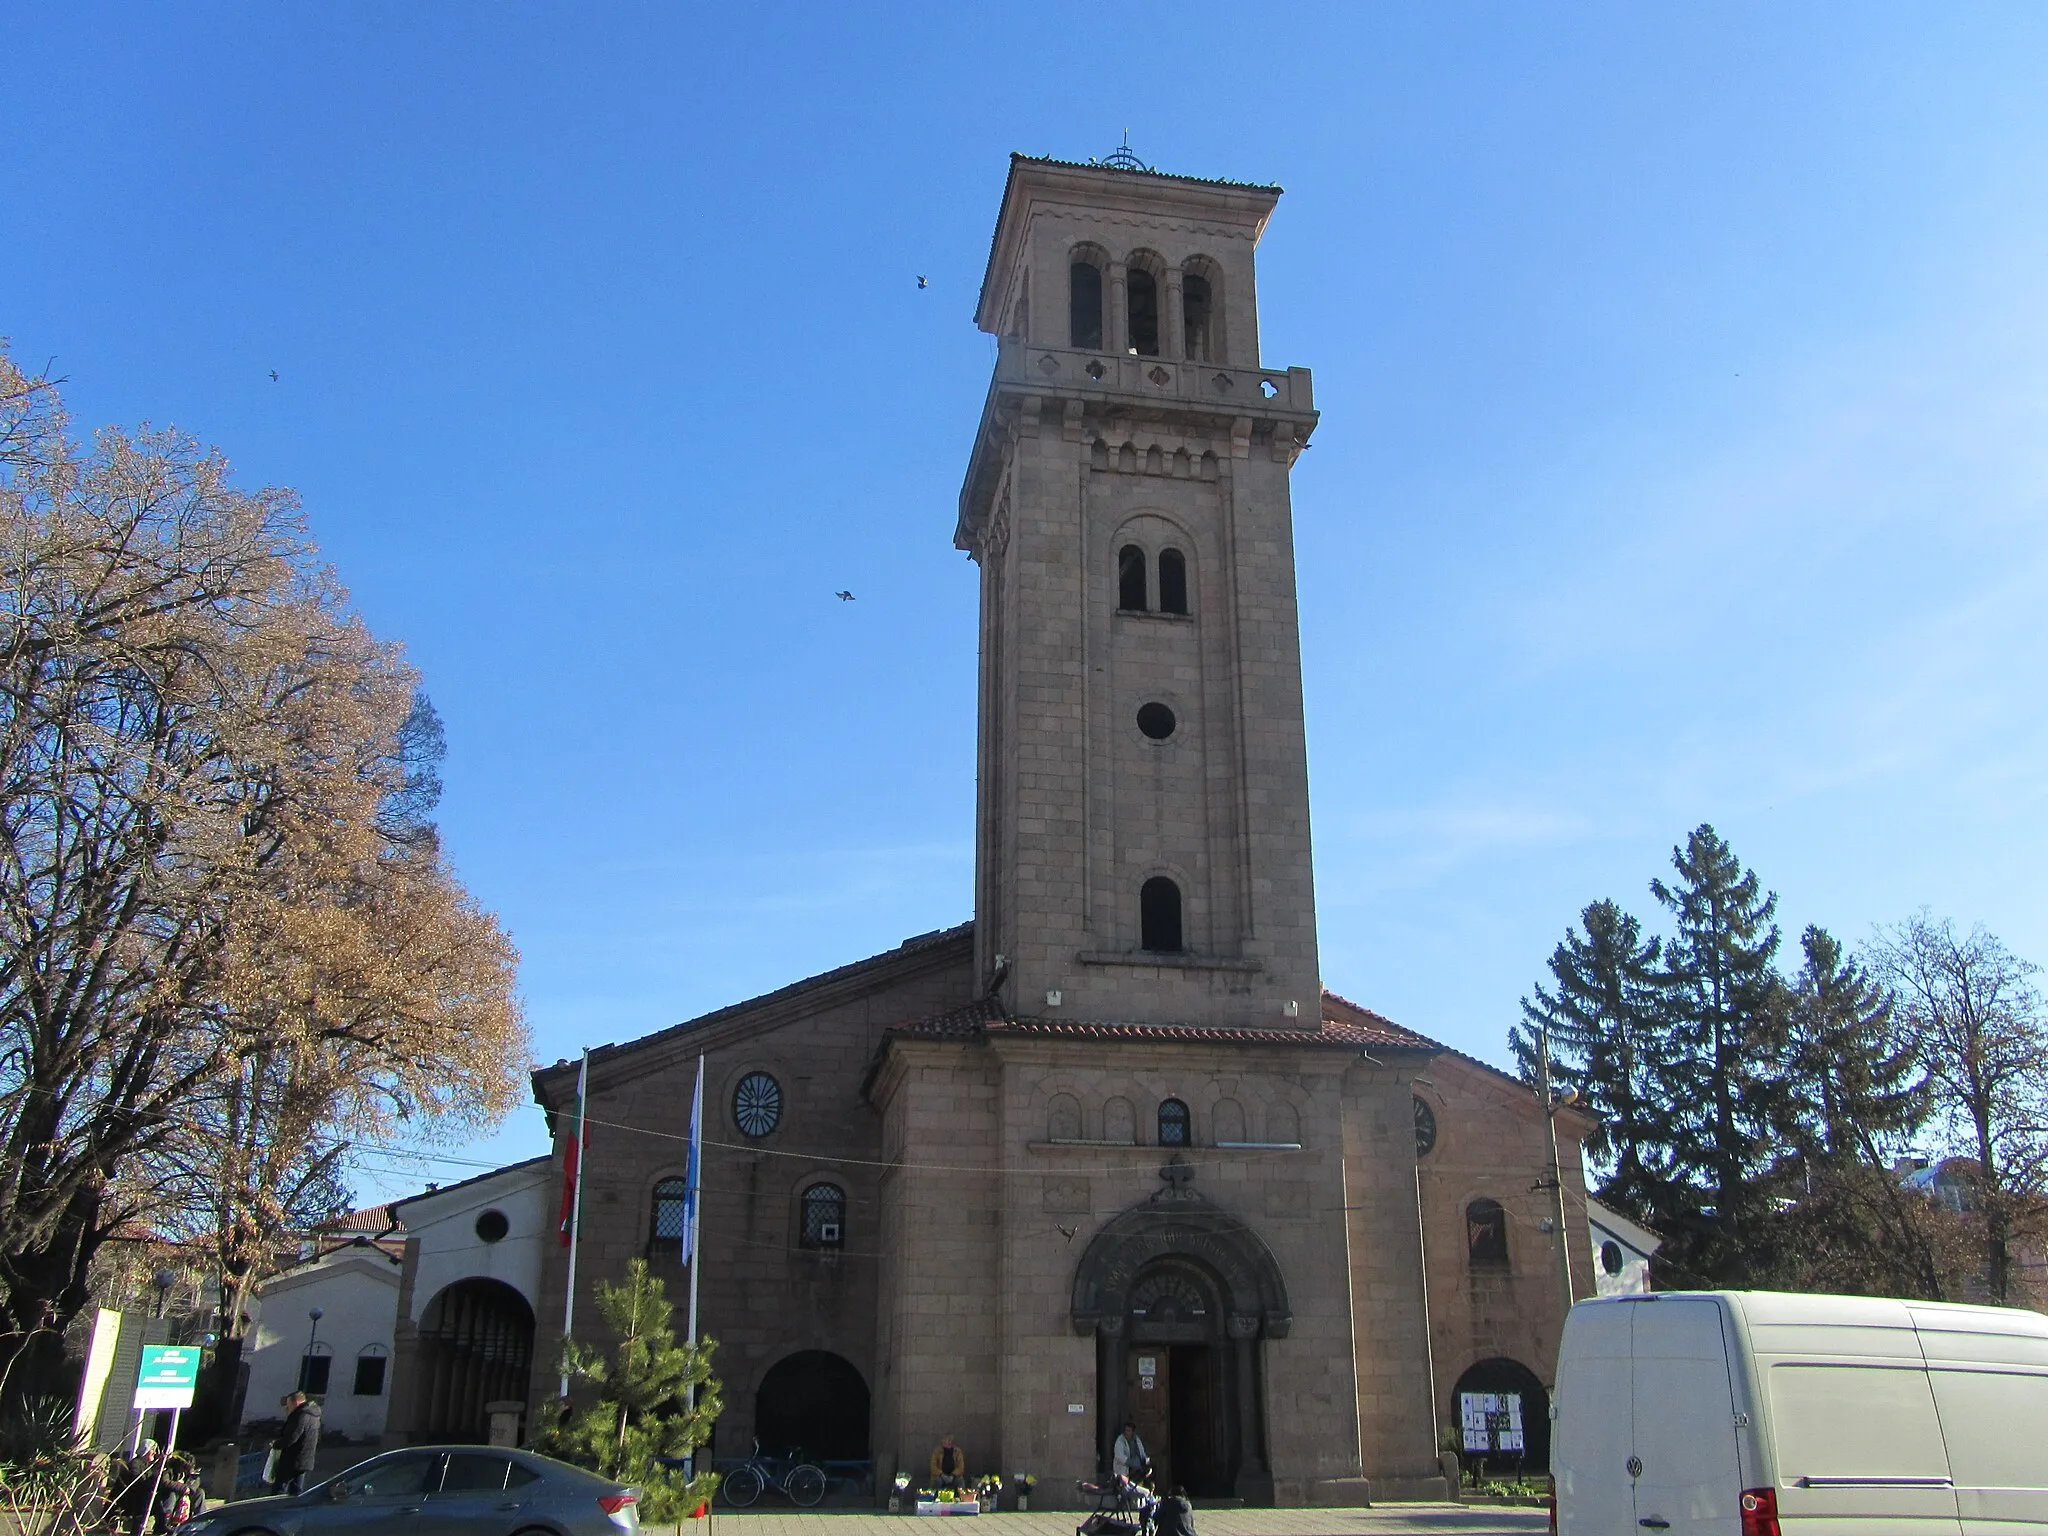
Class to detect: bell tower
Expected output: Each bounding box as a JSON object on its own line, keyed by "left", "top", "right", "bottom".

{"left": 958, "top": 151, "right": 1322, "bottom": 1028}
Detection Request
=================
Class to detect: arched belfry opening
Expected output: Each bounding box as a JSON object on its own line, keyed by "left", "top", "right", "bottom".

{"left": 1071, "top": 1159, "right": 1284, "bottom": 1502}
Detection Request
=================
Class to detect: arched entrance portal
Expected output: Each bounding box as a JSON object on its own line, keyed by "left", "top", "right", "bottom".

{"left": 1072, "top": 1164, "right": 1289, "bottom": 1503}
{"left": 755, "top": 1350, "right": 870, "bottom": 1460}
{"left": 410, "top": 1279, "right": 535, "bottom": 1443}
{"left": 1450, "top": 1356, "right": 1550, "bottom": 1473}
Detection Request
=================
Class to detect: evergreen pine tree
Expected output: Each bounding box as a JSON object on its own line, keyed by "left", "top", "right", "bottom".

{"left": 1785, "top": 925, "right": 1926, "bottom": 1165}
{"left": 537, "top": 1259, "right": 724, "bottom": 1522}
{"left": 1650, "top": 824, "right": 1787, "bottom": 1281}
{"left": 1511, "top": 899, "right": 1669, "bottom": 1220}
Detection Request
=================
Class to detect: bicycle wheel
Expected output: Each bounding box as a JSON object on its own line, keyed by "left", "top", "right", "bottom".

{"left": 785, "top": 1464, "right": 827, "bottom": 1507}
{"left": 721, "top": 1466, "right": 765, "bottom": 1508}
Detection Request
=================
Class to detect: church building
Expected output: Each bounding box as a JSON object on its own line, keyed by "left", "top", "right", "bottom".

{"left": 407, "top": 152, "right": 1597, "bottom": 1505}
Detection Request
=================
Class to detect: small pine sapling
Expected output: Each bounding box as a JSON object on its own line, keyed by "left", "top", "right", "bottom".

{"left": 538, "top": 1259, "right": 723, "bottom": 1521}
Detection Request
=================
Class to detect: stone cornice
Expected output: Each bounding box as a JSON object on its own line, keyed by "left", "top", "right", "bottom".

{"left": 956, "top": 342, "right": 1318, "bottom": 554}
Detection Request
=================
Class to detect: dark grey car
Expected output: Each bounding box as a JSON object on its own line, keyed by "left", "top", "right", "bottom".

{"left": 181, "top": 1447, "right": 640, "bottom": 1536}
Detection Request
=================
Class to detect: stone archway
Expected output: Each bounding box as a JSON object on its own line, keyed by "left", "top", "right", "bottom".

{"left": 1071, "top": 1159, "right": 1288, "bottom": 1503}
{"left": 409, "top": 1278, "right": 535, "bottom": 1444}
{"left": 755, "top": 1350, "right": 869, "bottom": 1460}
{"left": 1450, "top": 1356, "right": 1550, "bottom": 1473}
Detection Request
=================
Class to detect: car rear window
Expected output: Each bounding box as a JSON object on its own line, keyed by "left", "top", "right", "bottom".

{"left": 440, "top": 1454, "right": 512, "bottom": 1492}
{"left": 1930, "top": 1369, "right": 2048, "bottom": 1490}
{"left": 506, "top": 1463, "right": 542, "bottom": 1489}
{"left": 1768, "top": 1363, "right": 1950, "bottom": 1483}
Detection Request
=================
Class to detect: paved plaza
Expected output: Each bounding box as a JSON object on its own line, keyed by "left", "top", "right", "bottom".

{"left": 692, "top": 1509, "right": 1545, "bottom": 1536}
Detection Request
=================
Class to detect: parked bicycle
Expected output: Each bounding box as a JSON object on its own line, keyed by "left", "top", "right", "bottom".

{"left": 718, "top": 1442, "right": 827, "bottom": 1508}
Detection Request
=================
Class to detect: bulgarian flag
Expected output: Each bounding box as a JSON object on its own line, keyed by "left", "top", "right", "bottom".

{"left": 559, "top": 1051, "right": 588, "bottom": 1247}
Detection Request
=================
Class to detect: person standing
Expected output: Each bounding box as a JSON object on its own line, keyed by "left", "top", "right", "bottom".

{"left": 270, "top": 1392, "right": 322, "bottom": 1497}
{"left": 1112, "top": 1419, "right": 1150, "bottom": 1482}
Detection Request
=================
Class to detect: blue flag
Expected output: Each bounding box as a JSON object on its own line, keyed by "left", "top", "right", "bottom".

{"left": 680, "top": 1056, "right": 703, "bottom": 1265}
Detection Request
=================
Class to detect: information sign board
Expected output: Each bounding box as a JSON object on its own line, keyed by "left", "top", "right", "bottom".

{"left": 133, "top": 1345, "right": 202, "bottom": 1410}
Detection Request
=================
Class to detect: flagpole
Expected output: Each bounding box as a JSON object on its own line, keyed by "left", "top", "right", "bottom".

{"left": 686, "top": 1053, "right": 704, "bottom": 1349}
{"left": 559, "top": 1047, "right": 589, "bottom": 1398}
{"left": 684, "top": 1053, "right": 705, "bottom": 1489}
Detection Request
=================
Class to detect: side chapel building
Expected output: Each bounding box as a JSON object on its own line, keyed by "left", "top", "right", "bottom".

{"left": 439, "top": 153, "right": 1597, "bottom": 1504}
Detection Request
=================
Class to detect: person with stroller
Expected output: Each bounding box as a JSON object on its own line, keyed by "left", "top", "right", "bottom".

{"left": 155, "top": 1453, "right": 204, "bottom": 1531}
{"left": 1112, "top": 1420, "right": 1150, "bottom": 1484}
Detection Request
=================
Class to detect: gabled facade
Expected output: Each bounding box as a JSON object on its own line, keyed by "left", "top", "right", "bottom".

{"left": 527, "top": 153, "right": 1597, "bottom": 1505}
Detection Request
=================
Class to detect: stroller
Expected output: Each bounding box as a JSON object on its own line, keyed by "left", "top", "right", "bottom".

{"left": 1076, "top": 1474, "right": 1156, "bottom": 1536}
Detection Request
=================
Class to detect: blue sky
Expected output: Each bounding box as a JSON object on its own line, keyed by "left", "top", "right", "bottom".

{"left": 8, "top": 6, "right": 2046, "bottom": 1198}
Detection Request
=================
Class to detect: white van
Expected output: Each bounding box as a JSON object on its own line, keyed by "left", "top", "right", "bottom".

{"left": 1552, "top": 1290, "right": 2048, "bottom": 1535}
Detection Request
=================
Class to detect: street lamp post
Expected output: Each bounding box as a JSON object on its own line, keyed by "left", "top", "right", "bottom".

{"left": 303, "top": 1307, "right": 324, "bottom": 1395}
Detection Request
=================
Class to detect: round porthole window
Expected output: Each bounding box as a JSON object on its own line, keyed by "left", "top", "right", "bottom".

{"left": 1413, "top": 1096, "right": 1438, "bottom": 1158}
{"left": 474, "top": 1209, "right": 509, "bottom": 1244}
{"left": 733, "top": 1071, "right": 783, "bottom": 1138}
{"left": 1136, "top": 702, "right": 1177, "bottom": 740}
{"left": 1601, "top": 1239, "right": 1625, "bottom": 1276}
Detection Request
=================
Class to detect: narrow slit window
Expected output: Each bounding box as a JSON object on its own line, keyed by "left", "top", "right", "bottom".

{"left": 1182, "top": 274, "right": 1213, "bottom": 361}
{"left": 1070, "top": 262, "right": 1104, "bottom": 350}
{"left": 1158, "top": 1098, "right": 1190, "bottom": 1147}
{"left": 1140, "top": 877, "right": 1183, "bottom": 953}
{"left": 801, "top": 1182, "right": 846, "bottom": 1249}
{"left": 1127, "top": 270, "right": 1160, "bottom": 356}
{"left": 1118, "top": 545, "right": 1148, "bottom": 611}
{"left": 1158, "top": 549, "right": 1188, "bottom": 614}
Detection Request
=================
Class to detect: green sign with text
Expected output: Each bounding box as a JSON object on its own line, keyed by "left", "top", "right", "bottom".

{"left": 134, "top": 1344, "right": 201, "bottom": 1410}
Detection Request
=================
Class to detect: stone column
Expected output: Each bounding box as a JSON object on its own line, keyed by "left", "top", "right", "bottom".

{"left": 1098, "top": 1325, "right": 1128, "bottom": 1476}
{"left": 1108, "top": 263, "right": 1128, "bottom": 357}
{"left": 1162, "top": 269, "right": 1184, "bottom": 361}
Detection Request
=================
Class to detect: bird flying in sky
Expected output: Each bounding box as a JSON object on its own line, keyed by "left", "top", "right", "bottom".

{"left": 916, "top": 276, "right": 928, "bottom": 289}
{"left": 834, "top": 590, "right": 855, "bottom": 602}
{"left": 268, "top": 370, "right": 279, "bottom": 382}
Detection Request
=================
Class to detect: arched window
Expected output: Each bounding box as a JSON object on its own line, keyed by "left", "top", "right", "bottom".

{"left": 1269, "top": 1102, "right": 1301, "bottom": 1144}
{"left": 801, "top": 1183, "right": 845, "bottom": 1249}
{"left": 1103, "top": 1096, "right": 1136, "bottom": 1144}
{"left": 1212, "top": 1098, "right": 1245, "bottom": 1144}
{"left": 352, "top": 1344, "right": 389, "bottom": 1397}
{"left": 1140, "top": 877, "right": 1183, "bottom": 953}
{"left": 1118, "top": 545, "right": 1148, "bottom": 611}
{"left": 1070, "top": 261, "right": 1104, "bottom": 350}
{"left": 649, "top": 1177, "right": 689, "bottom": 1259}
{"left": 1466, "top": 1198, "right": 1510, "bottom": 1268}
{"left": 1182, "top": 273, "right": 1214, "bottom": 361}
{"left": 1046, "top": 1093, "right": 1082, "bottom": 1142}
{"left": 1157, "top": 548, "right": 1188, "bottom": 615}
{"left": 1157, "top": 1098, "right": 1190, "bottom": 1147}
{"left": 1126, "top": 269, "right": 1160, "bottom": 356}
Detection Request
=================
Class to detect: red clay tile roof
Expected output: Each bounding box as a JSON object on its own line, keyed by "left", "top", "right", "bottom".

{"left": 319, "top": 1204, "right": 399, "bottom": 1234}
{"left": 885, "top": 989, "right": 1439, "bottom": 1053}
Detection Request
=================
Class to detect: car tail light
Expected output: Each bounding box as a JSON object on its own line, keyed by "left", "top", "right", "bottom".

{"left": 598, "top": 1493, "right": 639, "bottom": 1530}
{"left": 1740, "top": 1487, "right": 1781, "bottom": 1536}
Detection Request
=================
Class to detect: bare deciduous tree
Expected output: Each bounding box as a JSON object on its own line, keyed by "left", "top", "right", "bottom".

{"left": 0, "top": 344, "right": 528, "bottom": 1402}
{"left": 1871, "top": 913, "right": 2048, "bottom": 1304}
